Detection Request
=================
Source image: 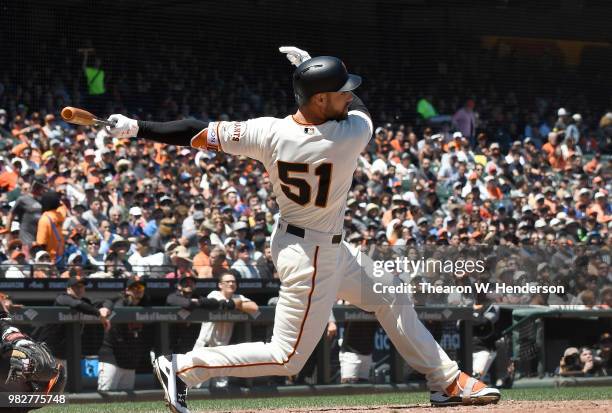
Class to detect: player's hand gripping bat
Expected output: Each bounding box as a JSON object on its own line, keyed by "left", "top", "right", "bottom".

{"left": 60, "top": 106, "right": 116, "bottom": 127}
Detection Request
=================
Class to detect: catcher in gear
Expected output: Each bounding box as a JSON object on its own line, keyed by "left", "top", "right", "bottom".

{"left": 0, "top": 293, "right": 65, "bottom": 412}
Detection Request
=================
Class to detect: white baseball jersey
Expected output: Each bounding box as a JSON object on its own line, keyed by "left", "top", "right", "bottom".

{"left": 193, "top": 111, "right": 373, "bottom": 234}
{"left": 194, "top": 290, "right": 252, "bottom": 347}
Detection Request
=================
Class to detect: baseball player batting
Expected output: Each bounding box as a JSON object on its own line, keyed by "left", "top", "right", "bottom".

{"left": 105, "top": 47, "right": 500, "bottom": 413}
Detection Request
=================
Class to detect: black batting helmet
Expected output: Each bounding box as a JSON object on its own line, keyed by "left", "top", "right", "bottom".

{"left": 292, "top": 56, "right": 362, "bottom": 107}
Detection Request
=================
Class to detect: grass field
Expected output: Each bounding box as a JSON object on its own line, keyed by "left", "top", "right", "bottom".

{"left": 39, "top": 386, "right": 612, "bottom": 413}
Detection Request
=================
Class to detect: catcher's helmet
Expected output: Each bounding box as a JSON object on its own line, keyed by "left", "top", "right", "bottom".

{"left": 292, "top": 56, "right": 361, "bottom": 107}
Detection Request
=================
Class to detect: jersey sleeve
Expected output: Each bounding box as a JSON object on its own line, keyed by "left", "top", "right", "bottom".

{"left": 191, "top": 118, "right": 273, "bottom": 162}
{"left": 346, "top": 110, "right": 373, "bottom": 149}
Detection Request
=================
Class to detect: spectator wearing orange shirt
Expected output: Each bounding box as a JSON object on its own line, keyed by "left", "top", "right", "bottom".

{"left": 0, "top": 159, "right": 22, "bottom": 192}
{"left": 583, "top": 153, "right": 602, "bottom": 175}
{"left": 36, "top": 191, "right": 66, "bottom": 267}
{"left": 193, "top": 236, "right": 211, "bottom": 277}
{"left": 484, "top": 176, "right": 503, "bottom": 200}
{"left": 80, "top": 149, "right": 97, "bottom": 173}
{"left": 542, "top": 132, "right": 566, "bottom": 171}
{"left": 588, "top": 192, "right": 612, "bottom": 224}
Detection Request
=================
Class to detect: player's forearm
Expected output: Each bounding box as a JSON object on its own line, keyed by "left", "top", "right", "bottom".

{"left": 136, "top": 119, "right": 207, "bottom": 146}
{"left": 57, "top": 295, "right": 100, "bottom": 315}
{"left": 241, "top": 301, "right": 259, "bottom": 314}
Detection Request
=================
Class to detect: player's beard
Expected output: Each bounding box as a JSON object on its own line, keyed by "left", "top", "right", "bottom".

{"left": 330, "top": 107, "right": 349, "bottom": 121}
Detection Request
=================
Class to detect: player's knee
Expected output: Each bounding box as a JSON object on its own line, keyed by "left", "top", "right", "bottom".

{"left": 283, "top": 358, "right": 306, "bottom": 376}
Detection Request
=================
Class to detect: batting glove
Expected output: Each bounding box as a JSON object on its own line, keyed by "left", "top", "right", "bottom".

{"left": 107, "top": 114, "right": 139, "bottom": 139}
{"left": 279, "top": 46, "right": 311, "bottom": 67}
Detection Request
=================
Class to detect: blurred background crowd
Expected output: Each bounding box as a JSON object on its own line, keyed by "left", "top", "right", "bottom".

{"left": 0, "top": 1, "right": 610, "bottom": 309}
{"left": 0, "top": 0, "right": 610, "bottom": 391}
{"left": 0, "top": 41, "right": 610, "bottom": 307}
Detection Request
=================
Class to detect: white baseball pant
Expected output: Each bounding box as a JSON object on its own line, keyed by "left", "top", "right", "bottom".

{"left": 97, "top": 362, "right": 136, "bottom": 391}
{"left": 175, "top": 222, "right": 459, "bottom": 391}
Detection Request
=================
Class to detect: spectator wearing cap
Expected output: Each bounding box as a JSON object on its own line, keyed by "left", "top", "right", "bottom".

{"left": 223, "top": 187, "right": 245, "bottom": 217}
{"left": 1, "top": 238, "right": 24, "bottom": 265}
{"left": 542, "top": 187, "right": 558, "bottom": 215}
{"left": 90, "top": 247, "right": 130, "bottom": 278}
{"left": 108, "top": 236, "right": 132, "bottom": 270}
{"left": 97, "top": 276, "right": 153, "bottom": 391}
{"left": 128, "top": 237, "right": 165, "bottom": 277}
{"left": 193, "top": 271, "right": 259, "bottom": 387}
{"left": 462, "top": 171, "right": 485, "bottom": 199}
{"left": 232, "top": 221, "right": 253, "bottom": 251}
{"left": 41, "top": 114, "right": 61, "bottom": 140}
{"left": 182, "top": 210, "right": 205, "bottom": 246}
{"left": 251, "top": 224, "right": 268, "bottom": 255}
{"left": 554, "top": 108, "right": 570, "bottom": 132}
{"left": 166, "top": 275, "right": 238, "bottom": 353}
{"left": 587, "top": 192, "right": 611, "bottom": 224}
{"left": 505, "top": 140, "right": 526, "bottom": 168}
{"left": 4, "top": 245, "right": 28, "bottom": 278}
{"left": 542, "top": 132, "right": 566, "bottom": 171}
{"left": 193, "top": 236, "right": 212, "bottom": 278}
{"left": 32, "top": 249, "right": 56, "bottom": 278}
{"left": 80, "top": 149, "right": 97, "bottom": 173}
{"left": 7, "top": 178, "right": 44, "bottom": 246}
{"left": 127, "top": 206, "right": 146, "bottom": 237}
{"left": 32, "top": 277, "right": 111, "bottom": 373}
{"left": 414, "top": 217, "right": 430, "bottom": 245}
{"left": 36, "top": 191, "right": 66, "bottom": 267}
{"left": 381, "top": 195, "right": 404, "bottom": 227}
{"left": 165, "top": 246, "right": 195, "bottom": 279}
{"left": 149, "top": 217, "right": 177, "bottom": 253}
{"left": 395, "top": 152, "right": 417, "bottom": 182}
{"left": 231, "top": 243, "right": 259, "bottom": 279}
{"left": 61, "top": 252, "right": 85, "bottom": 278}
{"left": 344, "top": 207, "right": 366, "bottom": 237}
{"left": 362, "top": 203, "right": 381, "bottom": 229}
{"left": 575, "top": 188, "right": 592, "bottom": 219}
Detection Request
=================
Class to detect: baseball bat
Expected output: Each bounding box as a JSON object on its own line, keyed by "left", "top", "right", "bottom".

{"left": 60, "top": 106, "right": 115, "bottom": 127}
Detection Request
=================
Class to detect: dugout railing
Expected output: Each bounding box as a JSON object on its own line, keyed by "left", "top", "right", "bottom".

{"left": 8, "top": 306, "right": 475, "bottom": 393}
{"left": 500, "top": 308, "right": 612, "bottom": 379}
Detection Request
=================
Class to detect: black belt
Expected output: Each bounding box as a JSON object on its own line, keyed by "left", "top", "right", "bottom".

{"left": 285, "top": 223, "right": 342, "bottom": 244}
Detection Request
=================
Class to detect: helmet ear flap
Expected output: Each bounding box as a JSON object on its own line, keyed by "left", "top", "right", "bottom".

{"left": 295, "top": 92, "right": 307, "bottom": 107}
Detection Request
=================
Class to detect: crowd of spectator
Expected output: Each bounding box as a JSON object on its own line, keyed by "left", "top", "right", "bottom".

{"left": 558, "top": 333, "right": 612, "bottom": 377}
{"left": 0, "top": 43, "right": 610, "bottom": 309}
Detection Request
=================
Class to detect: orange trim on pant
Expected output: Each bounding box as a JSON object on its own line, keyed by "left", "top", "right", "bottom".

{"left": 177, "top": 246, "right": 319, "bottom": 375}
